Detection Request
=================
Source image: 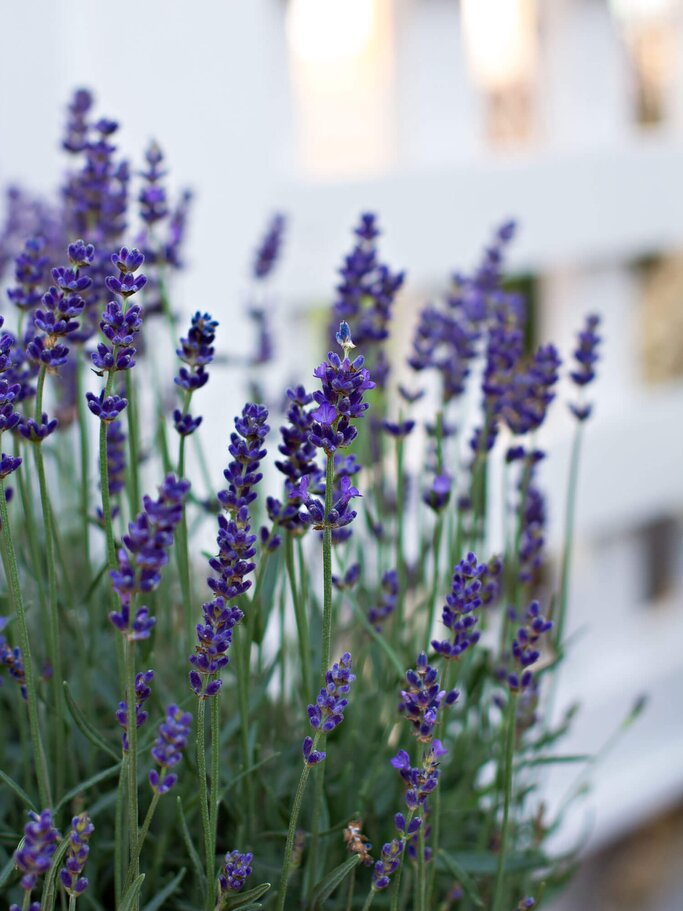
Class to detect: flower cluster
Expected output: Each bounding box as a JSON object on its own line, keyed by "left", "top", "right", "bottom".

{"left": 90, "top": 248, "right": 145, "bottom": 379}
{"left": 569, "top": 313, "right": 601, "bottom": 421}
{"left": 300, "top": 474, "right": 361, "bottom": 536}
{"left": 423, "top": 472, "right": 452, "bottom": 513}
{"left": 508, "top": 601, "right": 553, "bottom": 693}
{"left": 303, "top": 653, "right": 355, "bottom": 765}
{"left": 332, "top": 562, "right": 360, "bottom": 591}
{"left": 6, "top": 237, "right": 49, "bottom": 312}
{"left": 368, "top": 569, "right": 398, "bottom": 631}
{"left": 116, "top": 668, "right": 154, "bottom": 752}
{"left": 13, "top": 809, "right": 60, "bottom": 893}
{"left": 330, "top": 213, "right": 404, "bottom": 388}
{"left": 502, "top": 343, "right": 562, "bottom": 436}
{"left": 174, "top": 311, "right": 218, "bottom": 436}
{"left": 139, "top": 141, "right": 168, "bottom": 226}
{"left": 0, "top": 617, "right": 26, "bottom": 699}
{"left": 309, "top": 323, "right": 375, "bottom": 454}
{"left": 432, "top": 552, "right": 502, "bottom": 660}
{"left": 398, "top": 652, "right": 458, "bottom": 742}
{"left": 59, "top": 813, "right": 94, "bottom": 898}
{"left": 189, "top": 598, "right": 243, "bottom": 696}
{"left": 218, "top": 850, "right": 254, "bottom": 894}
{"left": 149, "top": 704, "right": 192, "bottom": 794}
{"left": 0, "top": 319, "right": 23, "bottom": 467}
{"left": 218, "top": 403, "right": 269, "bottom": 514}
{"left": 110, "top": 474, "right": 190, "bottom": 639}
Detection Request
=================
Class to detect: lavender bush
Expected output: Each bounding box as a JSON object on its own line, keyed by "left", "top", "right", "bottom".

{"left": 0, "top": 89, "right": 620, "bottom": 911}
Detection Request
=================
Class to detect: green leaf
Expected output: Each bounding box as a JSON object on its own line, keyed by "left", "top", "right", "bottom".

{"left": 0, "top": 840, "right": 19, "bottom": 889}
{"left": 516, "top": 754, "right": 591, "bottom": 768}
{"left": 219, "top": 753, "right": 280, "bottom": 804}
{"left": 64, "top": 682, "right": 119, "bottom": 760}
{"left": 308, "top": 855, "right": 360, "bottom": 910}
{"left": 219, "top": 882, "right": 271, "bottom": 910}
{"left": 441, "top": 849, "right": 552, "bottom": 876}
{"left": 177, "top": 796, "right": 207, "bottom": 895}
{"left": 348, "top": 596, "right": 404, "bottom": 677}
{"left": 0, "top": 768, "right": 37, "bottom": 812}
{"left": 41, "top": 834, "right": 71, "bottom": 911}
{"left": 142, "top": 867, "right": 186, "bottom": 911}
{"left": 56, "top": 761, "right": 122, "bottom": 812}
{"left": 437, "top": 850, "right": 484, "bottom": 908}
{"left": 119, "top": 874, "right": 145, "bottom": 911}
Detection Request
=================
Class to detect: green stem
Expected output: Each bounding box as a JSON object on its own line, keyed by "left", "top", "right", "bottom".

{"left": 424, "top": 516, "right": 443, "bottom": 652}
{"left": 416, "top": 824, "right": 426, "bottom": 911}
{"left": 491, "top": 693, "right": 518, "bottom": 911}
{"left": 196, "top": 696, "right": 212, "bottom": 902}
{"left": 176, "top": 390, "right": 194, "bottom": 651}
{"left": 555, "top": 424, "right": 583, "bottom": 650}
{"left": 285, "top": 533, "right": 311, "bottom": 706}
{"left": 68, "top": 893, "right": 76, "bottom": 911}
{"left": 33, "top": 440, "right": 65, "bottom": 798}
{"left": 125, "top": 369, "right": 141, "bottom": 516}
{"left": 275, "top": 742, "right": 318, "bottom": 911}
{"left": 0, "top": 475, "right": 51, "bottom": 808}
{"left": 236, "top": 625, "right": 254, "bottom": 843}
{"left": 361, "top": 890, "right": 377, "bottom": 911}
{"left": 123, "top": 792, "right": 160, "bottom": 893}
{"left": 208, "top": 691, "right": 220, "bottom": 910}
{"left": 99, "top": 373, "right": 118, "bottom": 570}
{"left": 125, "top": 640, "right": 140, "bottom": 908}
{"left": 308, "top": 453, "right": 335, "bottom": 889}
{"left": 75, "top": 356, "right": 91, "bottom": 575}
{"left": 394, "top": 434, "right": 406, "bottom": 636}
{"left": 115, "top": 759, "right": 127, "bottom": 906}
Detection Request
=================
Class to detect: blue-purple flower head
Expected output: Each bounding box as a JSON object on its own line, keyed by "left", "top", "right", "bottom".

{"left": 219, "top": 850, "right": 253, "bottom": 894}
{"left": 116, "top": 668, "right": 154, "bottom": 752}
{"left": 303, "top": 652, "right": 355, "bottom": 765}
{"left": 149, "top": 704, "right": 192, "bottom": 794}
{"left": 508, "top": 601, "right": 552, "bottom": 693}
{"left": 253, "top": 212, "right": 286, "bottom": 281}
{"left": 17, "top": 413, "right": 58, "bottom": 444}
{"left": 139, "top": 141, "right": 169, "bottom": 226}
{"left": 109, "top": 474, "right": 190, "bottom": 639}
{"left": 59, "top": 813, "right": 94, "bottom": 898}
{"left": 13, "top": 809, "right": 60, "bottom": 892}
{"left": 309, "top": 326, "right": 375, "bottom": 454}
{"left": 173, "top": 311, "right": 218, "bottom": 436}
{"left": 91, "top": 299, "right": 143, "bottom": 374}
{"left": 0, "top": 622, "right": 27, "bottom": 699}
{"left": 423, "top": 472, "right": 452, "bottom": 513}
{"left": 398, "top": 652, "right": 458, "bottom": 742}
{"left": 502, "top": 343, "right": 561, "bottom": 436}
{"left": 218, "top": 403, "right": 269, "bottom": 515}
{"left": 6, "top": 238, "right": 49, "bottom": 312}
{"left": 432, "top": 552, "right": 502, "bottom": 660}
{"left": 189, "top": 597, "right": 244, "bottom": 697}
{"left": 105, "top": 247, "right": 146, "bottom": 297}
{"left": 86, "top": 389, "right": 127, "bottom": 422}
{"left": 570, "top": 313, "right": 601, "bottom": 421}
{"left": 368, "top": 569, "right": 398, "bottom": 631}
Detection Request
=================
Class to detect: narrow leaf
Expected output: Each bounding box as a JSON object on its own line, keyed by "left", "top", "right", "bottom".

{"left": 41, "top": 834, "right": 71, "bottom": 911}
{"left": 177, "top": 796, "right": 207, "bottom": 895}
{"left": 56, "top": 761, "right": 122, "bottom": 812}
{"left": 142, "top": 868, "right": 186, "bottom": 911}
{"left": 119, "top": 874, "right": 145, "bottom": 911}
{"left": 309, "top": 855, "right": 360, "bottom": 910}
{"left": 0, "top": 769, "right": 37, "bottom": 812}
{"left": 437, "top": 850, "right": 484, "bottom": 908}
{"left": 64, "top": 682, "right": 119, "bottom": 760}
{"left": 221, "top": 882, "right": 271, "bottom": 910}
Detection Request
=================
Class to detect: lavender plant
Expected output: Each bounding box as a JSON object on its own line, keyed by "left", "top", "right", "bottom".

{"left": 0, "top": 89, "right": 611, "bottom": 911}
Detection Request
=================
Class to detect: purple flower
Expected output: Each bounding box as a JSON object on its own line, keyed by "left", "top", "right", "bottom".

{"left": 17, "top": 413, "right": 58, "bottom": 443}
{"left": 398, "top": 653, "right": 458, "bottom": 742}
{"left": 189, "top": 598, "right": 243, "bottom": 696}
{"left": 0, "top": 453, "right": 21, "bottom": 479}
{"left": 91, "top": 300, "right": 143, "bottom": 374}
{"left": 86, "top": 389, "right": 127, "bottom": 422}
{"left": 569, "top": 313, "right": 601, "bottom": 421}
{"left": 219, "top": 850, "right": 254, "bottom": 894}
{"left": 309, "top": 336, "right": 375, "bottom": 454}
{"left": 6, "top": 238, "right": 49, "bottom": 312}
{"left": 0, "top": 624, "right": 27, "bottom": 699}
{"left": 507, "top": 601, "right": 552, "bottom": 693}
{"left": 253, "top": 212, "right": 286, "bottom": 281}
{"left": 368, "top": 569, "right": 398, "bottom": 631}
{"left": 149, "top": 704, "right": 192, "bottom": 794}
{"left": 174, "top": 311, "right": 217, "bottom": 392}
{"left": 382, "top": 419, "right": 415, "bottom": 439}
{"left": 330, "top": 214, "right": 404, "bottom": 389}
{"left": 332, "top": 562, "right": 360, "bottom": 591}
{"left": 423, "top": 473, "right": 452, "bottom": 512}
{"left": 59, "top": 813, "right": 94, "bottom": 897}
{"left": 432, "top": 552, "right": 501, "bottom": 660}
{"left": 62, "top": 88, "right": 93, "bottom": 153}
{"left": 116, "top": 669, "right": 154, "bottom": 752}
{"left": 139, "top": 141, "right": 169, "bottom": 226}
{"left": 13, "top": 809, "right": 60, "bottom": 892}
{"left": 107, "top": 419, "right": 126, "bottom": 497}
{"left": 218, "top": 403, "right": 269, "bottom": 515}
{"left": 303, "top": 653, "right": 355, "bottom": 765}
{"left": 502, "top": 344, "right": 561, "bottom": 436}
{"left": 109, "top": 474, "right": 190, "bottom": 639}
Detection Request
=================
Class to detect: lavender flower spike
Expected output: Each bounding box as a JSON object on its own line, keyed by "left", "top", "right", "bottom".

{"left": 59, "top": 813, "right": 94, "bottom": 897}
{"left": 303, "top": 652, "right": 355, "bottom": 765}
{"left": 569, "top": 313, "right": 601, "bottom": 421}
{"left": 13, "top": 809, "right": 60, "bottom": 893}
{"left": 219, "top": 850, "right": 254, "bottom": 895}
{"left": 116, "top": 668, "right": 154, "bottom": 751}
{"left": 149, "top": 704, "right": 192, "bottom": 794}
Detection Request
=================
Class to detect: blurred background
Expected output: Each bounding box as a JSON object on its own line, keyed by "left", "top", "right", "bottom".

{"left": 2, "top": 1, "right": 683, "bottom": 908}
